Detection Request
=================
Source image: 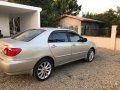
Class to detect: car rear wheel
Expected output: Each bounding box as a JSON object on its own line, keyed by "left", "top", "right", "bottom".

{"left": 33, "top": 58, "right": 53, "bottom": 81}
{"left": 86, "top": 49, "right": 95, "bottom": 62}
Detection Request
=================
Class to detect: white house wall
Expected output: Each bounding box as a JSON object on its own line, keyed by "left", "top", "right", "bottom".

{"left": 0, "top": 14, "right": 10, "bottom": 36}
{"left": 20, "top": 11, "right": 40, "bottom": 31}
{"left": 59, "top": 17, "right": 81, "bottom": 34}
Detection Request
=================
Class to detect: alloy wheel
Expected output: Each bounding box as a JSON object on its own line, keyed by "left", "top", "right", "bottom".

{"left": 37, "top": 61, "right": 52, "bottom": 80}
{"left": 89, "top": 50, "right": 95, "bottom": 61}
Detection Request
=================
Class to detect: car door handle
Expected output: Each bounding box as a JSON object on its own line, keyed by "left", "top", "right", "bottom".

{"left": 51, "top": 45, "right": 57, "bottom": 48}
{"left": 72, "top": 44, "right": 76, "bottom": 46}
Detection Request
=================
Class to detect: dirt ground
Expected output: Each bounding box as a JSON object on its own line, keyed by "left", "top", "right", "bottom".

{"left": 0, "top": 48, "right": 120, "bottom": 90}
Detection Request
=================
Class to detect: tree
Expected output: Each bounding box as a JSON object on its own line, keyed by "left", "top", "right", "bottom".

{"left": 53, "top": 0, "right": 81, "bottom": 16}
{"left": 8, "top": 0, "right": 81, "bottom": 27}
{"left": 83, "top": 8, "right": 120, "bottom": 36}
{"left": 83, "top": 9, "right": 119, "bottom": 28}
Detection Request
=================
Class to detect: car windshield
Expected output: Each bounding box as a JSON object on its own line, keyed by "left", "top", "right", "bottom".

{"left": 12, "top": 29, "right": 46, "bottom": 42}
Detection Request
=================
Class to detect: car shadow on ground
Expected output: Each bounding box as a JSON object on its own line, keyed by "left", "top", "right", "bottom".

{"left": 51, "top": 55, "right": 99, "bottom": 77}
{"left": 0, "top": 54, "right": 100, "bottom": 87}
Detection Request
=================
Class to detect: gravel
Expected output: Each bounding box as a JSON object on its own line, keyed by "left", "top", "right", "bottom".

{"left": 0, "top": 48, "right": 120, "bottom": 90}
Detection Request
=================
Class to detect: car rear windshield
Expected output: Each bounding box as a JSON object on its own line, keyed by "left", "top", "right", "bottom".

{"left": 12, "top": 29, "right": 46, "bottom": 42}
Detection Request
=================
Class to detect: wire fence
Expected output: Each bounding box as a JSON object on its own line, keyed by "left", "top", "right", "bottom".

{"left": 117, "top": 28, "right": 120, "bottom": 38}
{"left": 81, "top": 28, "right": 111, "bottom": 37}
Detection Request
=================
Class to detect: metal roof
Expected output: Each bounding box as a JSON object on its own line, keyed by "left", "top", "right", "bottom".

{"left": 60, "top": 15, "right": 103, "bottom": 23}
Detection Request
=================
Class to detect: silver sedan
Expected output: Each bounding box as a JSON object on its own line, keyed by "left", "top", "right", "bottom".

{"left": 0, "top": 28, "right": 96, "bottom": 81}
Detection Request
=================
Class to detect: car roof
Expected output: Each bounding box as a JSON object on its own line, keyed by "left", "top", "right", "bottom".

{"left": 41, "top": 27, "right": 69, "bottom": 30}
{"left": 38, "top": 27, "right": 76, "bottom": 32}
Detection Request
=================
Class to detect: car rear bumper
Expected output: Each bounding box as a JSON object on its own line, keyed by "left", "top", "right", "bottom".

{"left": 0, "top": 58, "right": 37, "bottom": 75}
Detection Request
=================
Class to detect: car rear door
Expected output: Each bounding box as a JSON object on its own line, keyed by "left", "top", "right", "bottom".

{"left": 48, "top": 30, "right": 72, "bottom": 65}
{"left": 68, "top": 32, "right": 88, "bottom": 61}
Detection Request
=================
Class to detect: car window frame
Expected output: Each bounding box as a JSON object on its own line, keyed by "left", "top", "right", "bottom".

{"left": 67, "top": 31, "right": 84, "bottom": 42}
{"left": 48, "top": 30, "right": 69, "bottom": 43}
{"left": 11, "top": 29, "right": 46, "bottom": 42}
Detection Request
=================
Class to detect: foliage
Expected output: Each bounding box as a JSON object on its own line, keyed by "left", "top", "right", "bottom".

{"left": 8, "top": 0, "right": 81, "bottom": 27}
{"left": 83, "top": 7, "right": 120, "bottom": 37}
{"left": 53, "top": 0, "right": 81, "bottom": 16}
{"left": 83, "top": 8, "right": 120, "bottom": 28}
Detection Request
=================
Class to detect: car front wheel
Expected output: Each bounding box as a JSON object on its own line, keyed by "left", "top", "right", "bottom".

{"left": 86, "top": 49, "right": 95, "bottom": 62}
{"left": 33, "top": 58, "right": 53, "bottom": 81}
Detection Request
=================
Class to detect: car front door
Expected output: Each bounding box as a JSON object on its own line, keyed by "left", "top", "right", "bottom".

{"left": 48, "top": 31, "right": 72, "bottom": 65}
{"left": 68, "top": 32, "right": 88, "bottom": 61}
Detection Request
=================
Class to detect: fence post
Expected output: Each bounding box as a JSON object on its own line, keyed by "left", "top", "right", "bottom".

{"left": 78, "top": 21, "right": 81, "bottom": 35}
{"left": 111, "top": 25, "right": 117, "bottom": 55}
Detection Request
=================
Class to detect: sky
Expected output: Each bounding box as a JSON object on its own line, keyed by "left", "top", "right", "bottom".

{"left": 77, "top": 0, "right": 120, "bottom": 15}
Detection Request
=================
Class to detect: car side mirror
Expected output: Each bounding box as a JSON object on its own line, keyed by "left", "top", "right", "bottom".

{"left": 79, "top": 38, "right": 87, "bottom": 42}
{"left": 83, "top": 38, "right": 87, "bottom": 42}
{"left": 48, "top": 38, "right": 55, "bottom": 42}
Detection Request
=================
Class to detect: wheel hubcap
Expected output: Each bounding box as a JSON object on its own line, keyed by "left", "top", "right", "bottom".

{"left": 37, "top": 61, "right": 51, "bottom": 79}
{"left": 89, "top": 51, "right": 94, "bottom": 61}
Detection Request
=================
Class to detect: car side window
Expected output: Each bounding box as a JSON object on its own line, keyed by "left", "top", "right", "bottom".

{"left": 69, "top": 32, "right": 83, "bottom": 42}
{"left": 48, "top": 31, "right": 68, "bottom": 43}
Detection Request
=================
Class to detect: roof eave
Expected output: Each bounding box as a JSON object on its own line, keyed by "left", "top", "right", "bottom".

{"left": 0, "top": 1, "right": 42, "bottom": 12}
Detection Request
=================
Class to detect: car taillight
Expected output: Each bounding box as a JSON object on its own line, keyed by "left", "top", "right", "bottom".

{"left": 4, "top": 48, "right": 22, "bottom": 57}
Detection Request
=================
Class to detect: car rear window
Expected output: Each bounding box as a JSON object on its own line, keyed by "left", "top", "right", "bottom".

{"left": 12, "top": 29, "right": 45, "bottom": 42}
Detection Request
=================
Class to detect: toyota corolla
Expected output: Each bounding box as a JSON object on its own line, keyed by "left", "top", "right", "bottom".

{"left": 0, "top": 28, "right": 96, "bottom": 81}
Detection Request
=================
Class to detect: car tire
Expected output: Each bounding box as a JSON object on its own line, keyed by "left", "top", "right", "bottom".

{"left": 86, "top": 48, "right": 95, "bottom": 62}
{"left": 33, "top": 58, "right": 53, "bottom": 81}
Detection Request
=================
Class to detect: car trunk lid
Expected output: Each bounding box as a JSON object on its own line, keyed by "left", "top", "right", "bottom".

{"left": 0, "top": 38, "right": 25, "bottom": 60}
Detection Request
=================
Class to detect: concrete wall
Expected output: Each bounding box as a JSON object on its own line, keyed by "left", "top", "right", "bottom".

{"left": 84, "top": 36, "right": 120, "bottom": 51}
{"left": 0, "top": 14, "right": 10, "bottom": 36}
{"left": 20, "top": 11, "right": 40, "bottom": 31}
{"left": 83, "top": 36, "right": 111, "bottom": 49}
{"left": 116, "top": 38, "right": 120, "bottom": 50}
{"left": 59, "top": 17, "right": 81, "bottom": 34}
{"left": 83, "top": 26, "right": 120, "bottom": 51}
